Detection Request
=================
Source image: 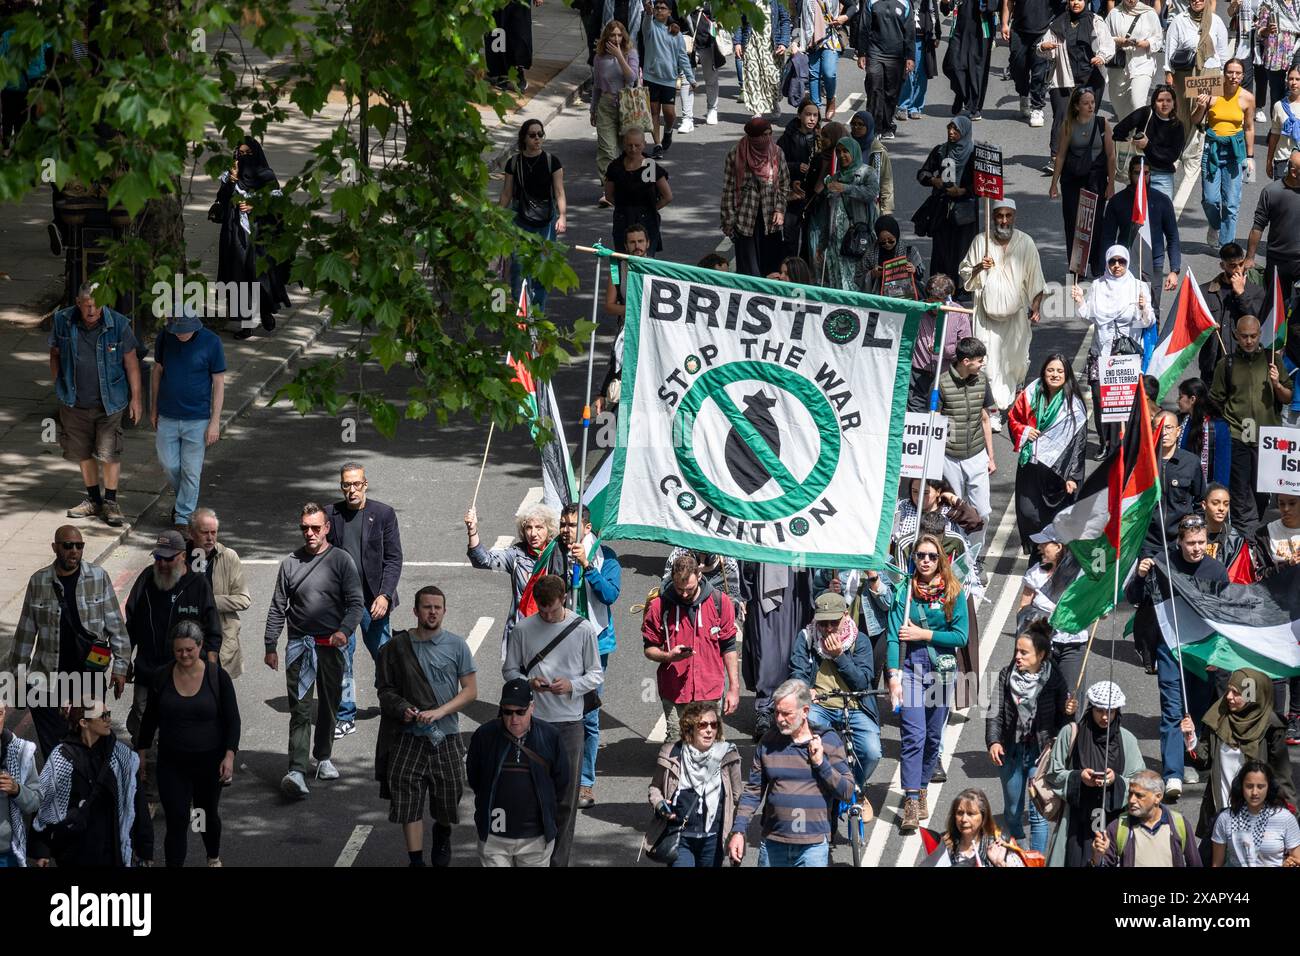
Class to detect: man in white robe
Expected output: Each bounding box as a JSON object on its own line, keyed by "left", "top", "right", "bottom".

{"left": 958, "top": 198, "right": 1046, "bottom": 431}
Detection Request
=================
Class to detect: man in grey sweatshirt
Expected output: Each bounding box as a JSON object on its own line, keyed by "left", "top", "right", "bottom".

{"left": 264, "top": 502, "right": 365, "bottom": 798}
{"left": 0, "top": 701, "right": 43, "bottom": 866}
{"left": 502, "top": 574, "right": 602, "bottom": 867}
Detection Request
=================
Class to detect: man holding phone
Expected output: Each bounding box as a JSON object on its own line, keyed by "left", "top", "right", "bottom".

{"left": 643, "top": 553, "right": 740, "bottom": 741}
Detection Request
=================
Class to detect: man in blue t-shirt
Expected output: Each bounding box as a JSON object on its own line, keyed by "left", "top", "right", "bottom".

{"left": 150, "top": 309, "right": 226, "bottom": 531}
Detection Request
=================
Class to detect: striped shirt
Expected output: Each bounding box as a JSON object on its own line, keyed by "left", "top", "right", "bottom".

{"left": 731, "top": 729, "right": 855, "bottom": 844}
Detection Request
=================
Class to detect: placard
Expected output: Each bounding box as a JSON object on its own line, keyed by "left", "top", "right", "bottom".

{"left": 900, "top": 412, "right": 948, "bottom": 480}
{"left": 881, "top": 255, "right": 918, "bottom": 300}
{"left": 1257, "top": 426, "right": 1300, "bottom": 494}
{"left": 973, "top": 142, "right": 1004, "bottom": 200}
{"left": 1068, "top": 189, "right": 1098, "bottom": 277}
{"left": 1099, "top": 352, "right": 1142, "bottom": 423}
{"left": 1184, "top": 71, "right": 1224, "bottom": 98}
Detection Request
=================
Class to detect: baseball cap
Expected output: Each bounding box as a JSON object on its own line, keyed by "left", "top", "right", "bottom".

{"left": 152, "top": 530, "right": 186, "bottom": 559}
{"left": 813, "top": 591, "right": 848, "bottom": 622}
{"left": 500, "top": 678, "right": 533, "bottom": 709}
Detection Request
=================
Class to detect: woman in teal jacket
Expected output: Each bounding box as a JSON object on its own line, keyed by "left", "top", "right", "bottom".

{"left": 886, "top": 532, "right": 968, "bottom": 834}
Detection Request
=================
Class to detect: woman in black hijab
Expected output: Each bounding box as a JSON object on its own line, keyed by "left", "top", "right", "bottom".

{"left": 776, "top": 98, "right": 821, "bottom": 260}
{"left": 215, "top": 137, "right": 293, "bottom": 339}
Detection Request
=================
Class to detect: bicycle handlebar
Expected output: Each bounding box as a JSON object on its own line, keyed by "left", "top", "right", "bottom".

{"left": 813, "top": 689, "right": 892, "bottom": 702}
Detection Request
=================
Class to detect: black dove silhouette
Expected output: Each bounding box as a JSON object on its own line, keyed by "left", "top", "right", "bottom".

{"left": 724, "top": 391, "right": 781, "bottom": 495}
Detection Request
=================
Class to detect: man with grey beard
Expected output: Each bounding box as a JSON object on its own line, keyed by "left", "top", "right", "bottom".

{"left": 124, "top": 531, "right": 221, "bottom": 751}
{"left": 958, "top": 197, "right": 1045, "bottom": 432}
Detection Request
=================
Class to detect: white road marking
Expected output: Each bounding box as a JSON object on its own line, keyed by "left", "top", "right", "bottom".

{"left": 467, "top": 616, "right": 495, "bottom": 656}
{"left": 520, "top": 486, "right": 545, "bottom": 510}
{"left": 647, "top": 713, "right": 668, "bottom": 744}
{"left": 334, "top": 824, "right": 373, "bottom": 867}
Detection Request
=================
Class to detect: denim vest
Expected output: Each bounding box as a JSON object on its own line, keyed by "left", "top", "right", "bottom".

{"left": 51, "top": 306, "right": 132, "bottom": 415}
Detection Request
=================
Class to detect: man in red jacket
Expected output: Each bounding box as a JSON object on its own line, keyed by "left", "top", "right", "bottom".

{"left": 643, "top": 553, "right": 739, "bottom": 740}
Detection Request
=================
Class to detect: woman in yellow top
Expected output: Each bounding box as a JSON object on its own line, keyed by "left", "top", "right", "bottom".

{"left": 1192, "top": 58, "right": 1256, "bottom": 249}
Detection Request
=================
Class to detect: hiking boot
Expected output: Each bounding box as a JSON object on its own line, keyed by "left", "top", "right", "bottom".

{"left": 578, "top": 785, "right": 596, "bottom": 809}
{"left": 1287, "top": 713, "right": 1300, "bottom": 745}
{"left": 101, "top": 500, "right": 124, "bottom": 527}
{"left": 900, "top": 797, "right": 921, "bottom": 833}
{"left": 918, "top": 789, "right": 930, "bottom": 820}
{"left": 930, "top": 765, "right": 947, "bottom": 784}
{"left": 67, "top": 497, "right": 99, "bottom": 519}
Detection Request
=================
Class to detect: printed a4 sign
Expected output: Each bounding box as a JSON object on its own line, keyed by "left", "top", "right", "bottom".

{"left": 973, "top": 142, "right": 1003, "bottom": 200}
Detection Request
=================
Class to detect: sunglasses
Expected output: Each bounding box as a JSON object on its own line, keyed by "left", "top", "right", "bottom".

{"left": 58, "top": 541, "right": 85, "bottom": 550}
{"left": 501, "top": 707, "right": 529, "bottom": 717}
{"left": 1179, "top": 515, "right": 1207, "bottom": 530}
{"left": 527, "top": 131, "right": 545, "bottom": 139}
{"left": 300, "top": 524, "right": 325, "bottom": 532}
{"left": 914, "top": 551, "right": 940, "bottom": 562}
{"left": 696, "top": 720, "right": 719, "bottom": 729}
{"left": 1108, "top": 257, "right": 1127, "bottom": 265}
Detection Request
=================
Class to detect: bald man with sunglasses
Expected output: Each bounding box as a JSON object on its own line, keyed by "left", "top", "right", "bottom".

{"left": 8, "top": 526, "right": 131, "bottom": 758}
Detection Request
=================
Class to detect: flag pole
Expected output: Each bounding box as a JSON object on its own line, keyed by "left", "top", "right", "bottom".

{"left": 577, "top": 241, "right": 604, "bottom": 508}
{"left": 1100, "top": 422, "right": 1125, "bottom": 823}
{"left": 470, "top": 421, "right": 495, "bottom": 513}
{"left": 1073, "top": 617, "right": 1104, "bottom": 699}
{"left": 572, "top": 246, "right": 977, "bottom": 315}
{"left": 1153, "top": 420, "right": 1192, "bottom": 730}
{"left": 899, "top": 302, "right": 953, "bottom": 648}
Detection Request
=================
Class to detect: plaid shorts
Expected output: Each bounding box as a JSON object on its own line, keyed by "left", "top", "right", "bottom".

{"left": 387, "top": 732, "right": 466, "bottom": 825}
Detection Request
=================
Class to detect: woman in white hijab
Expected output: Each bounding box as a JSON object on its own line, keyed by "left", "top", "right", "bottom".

{"left": 1073, "top": 244, "right": 1155, "bottom": 458}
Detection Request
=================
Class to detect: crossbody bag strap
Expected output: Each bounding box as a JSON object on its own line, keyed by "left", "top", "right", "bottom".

{"left": 517, "top": 739, "right": 552, "bottom": 775}
{"left": 286, "top": 550, "right": 329, "bottom": 606}
{"left": 522, "top": 617, "right": 586, "bottom": 675}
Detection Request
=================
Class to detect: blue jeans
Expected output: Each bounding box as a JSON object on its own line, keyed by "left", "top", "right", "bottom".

{"left": 897, "top": 39, "right": 928, "bottom": 112}
{"left": 898, "top": 647, "right": 948, "bottom": 793}
{"left": 1000, "top": 740, "right": 1049, "bottom": 853}
{"left": 1149, "top": 169, "right": 1175, "bottom": 202}
{"left": 0, "top": 850, "right": 18, "bottom": 866}
{"left": 580, "top": 653, "right": 609, "bottom": 787}
{"left": 338, "top": 607, "right": 394, "bottom": 723}
{"left": 758, "top": 838, "right": 829, "bottom": 867}
{"left": 810, "top": 702, "right": 881, "bottom": 789}
{"left": 1154, "top": 639, "right": 1211, "bottom": 781}
{"left": 509, "top": 217, "right": 556, "bottom": 313}
{"left": 808, "top": 47, "right": 840, "bottom": 108}
{"left": 1201, "top": 144, "right": 1245, "bottom": 248}
{"left": 155, "top": 416, "right": 208, "bottom": 525}
{"left": 673, "top": 832, "right": 723, "bottom": 867}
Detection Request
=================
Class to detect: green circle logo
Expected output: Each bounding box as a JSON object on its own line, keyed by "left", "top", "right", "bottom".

{"left": 822, "top": 309, "right": 860, "bottom": 345}
{"left": 674, "top": 360, "right": 841, "bottom": 522}
{"left": 789, "top": 517, "right": 810, "bottom": 536}
{"left": 676, "top": 492, "right": 697, "bottom": 511}
{"left": 684, "top": 355, "right": 702, "bottom": 375}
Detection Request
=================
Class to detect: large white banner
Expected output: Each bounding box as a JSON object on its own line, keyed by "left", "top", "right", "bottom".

{"left": 599, "top": 257, "right": 932, "bottom": 567}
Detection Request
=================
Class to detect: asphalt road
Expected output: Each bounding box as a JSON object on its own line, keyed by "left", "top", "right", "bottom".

{"left": 53, "top": 38, "right": 1294, "bottom": 866}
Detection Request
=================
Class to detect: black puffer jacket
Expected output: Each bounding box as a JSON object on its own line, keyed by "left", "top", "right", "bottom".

{"left": 984, "top": 662, "right": 1071, "bottom": 753}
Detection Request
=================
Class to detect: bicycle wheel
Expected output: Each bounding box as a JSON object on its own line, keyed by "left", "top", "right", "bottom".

{"left": 849, "top": 807, "right": 865, "bottom": 868}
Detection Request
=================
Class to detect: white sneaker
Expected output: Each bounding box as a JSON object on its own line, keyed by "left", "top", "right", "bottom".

{"left": 706, "top": 108, "right": 718, "bottom": 125}
{"left": 677, "top": 118, "right": 695, "bottom": 134}
{"left": 1184, "top": 765, "right": 1199, "bottom": 785}
{"left": 1164, "top": 777, "right": 1183, "bottom": 801}
{"left": 315, "top": 758, "right": 340, "bottom": 781}
{"left": 281, "top": 771, "right": 309, "bottom": 798}
{"left": 1020, "top": 95, "right": 1030, "bottom": 117}
{"left": 1208, "top": 227, "right": 1220, "bottom": 247}
{"left": 1028, "top": 109, "right": 1045, "bottom": 128}
{"left": 1256, "top": 108, "right": 1268, "bottom": 122}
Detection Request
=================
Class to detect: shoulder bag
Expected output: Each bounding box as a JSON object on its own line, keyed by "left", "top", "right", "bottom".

{"left": 523, "top": 616, "right": 602, "bottom": 714}
{"left": 646, "top": 785, "right": 700, "bottom": 864}
{"left": 513, "top": 153, "right": 555, "bottom": 227}
{"left": 619, "top": 80, "right": 654, "bottom": 135}
{"left": 1065, "top": 117, "right": 1101, "bottom": 178}
{"left": 1028, "top": 721, "right": 1077, "bottom": 822}
{"left": 1110, "top": 14, "right": 1141, "bottom": 69}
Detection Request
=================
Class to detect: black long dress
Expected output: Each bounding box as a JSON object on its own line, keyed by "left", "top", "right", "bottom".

{"left": 915, "top": 142, "right": 978, "bottom": 287}
{"left": 485, "top": 0, "right": 535, "bottom": 80}
{"left": 215, "top": 137, "right": 292, "bottom": 331}
{"left": 776, "top": 119, "right": 818, "bottom": 260}
{"left": 941, "top": 0, "right": 995, "bottom": 114}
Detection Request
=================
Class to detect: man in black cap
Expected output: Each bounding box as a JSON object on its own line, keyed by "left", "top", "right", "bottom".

{"left": 149, "top": 306, "right": 226, "bottom": 533}
{"left": 124, "top": 529, "right": 222, "bottom": 784}
{"left": 465, "top": 678, "right": 570, "bottom": 867}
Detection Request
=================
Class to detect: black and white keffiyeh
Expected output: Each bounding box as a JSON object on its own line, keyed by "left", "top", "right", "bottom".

{"left": 34, "top": 736, "right": 140, "bottom": 867}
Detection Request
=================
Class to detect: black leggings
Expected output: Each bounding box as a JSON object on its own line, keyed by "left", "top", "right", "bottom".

{"left": 1257, "top": 67, "right": 1288, "bottom": 117}
{"left": 157, "top": 748, "right": 224, "bottom": 866}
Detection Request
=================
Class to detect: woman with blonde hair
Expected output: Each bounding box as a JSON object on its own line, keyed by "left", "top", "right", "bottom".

{"left": 465, "top": 503, "right": 566, "bottom": 655}
{"left": 590, "top": 20, "right": 640, "bottom": 191}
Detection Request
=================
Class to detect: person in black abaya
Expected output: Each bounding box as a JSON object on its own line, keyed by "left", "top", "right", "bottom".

{"left": 485, "top": 0, "right": 539, "bottom": 92}
{"left": 914, "top": 117, "right": 978, "bottom": 287}
{"left": 942, "top": 0, "right": 996, "bottom": 119}
{"left": 776, "top": 98, "right": 821, "bottom": 260}
{"left": 215, "top": 137, "right": 292, "bottom": 339}
{"left": 738, "top": 562, "right": 814, "bottom": 740}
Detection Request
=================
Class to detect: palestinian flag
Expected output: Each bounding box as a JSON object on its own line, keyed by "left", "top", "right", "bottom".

{"left": 1153, "top": 565, "right": 1300, "bottom": 680}
{"left": 507, "top": 285, "right": 578, "bottom": 512}
{"left": 515, "top": 537, "right": 561, "bottom": 620}
{"left": 582, "top": 453, "right": 613, "bottom": 536}
{"left": 1037, "top": 388, "right": 1160, "bottom": 634}
{"left": 1226, "top": 543, "right": 1256, "bottom": 585}
{"left": 1146, "top": 268, "right": 1217, "bottom": 401}
{"left": 1261, "top": 267, "right": 1289, "bottom": 352}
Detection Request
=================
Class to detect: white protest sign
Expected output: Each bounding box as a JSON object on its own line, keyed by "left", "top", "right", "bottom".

{"left": 900, "top": 412, "right": 948, "bottom": 480}
{"left": 1099, "top": 352, "right": 1142, "bottom": 424}
{"left": 1257, "top": 427, "right": 1300, "bottom": 494}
